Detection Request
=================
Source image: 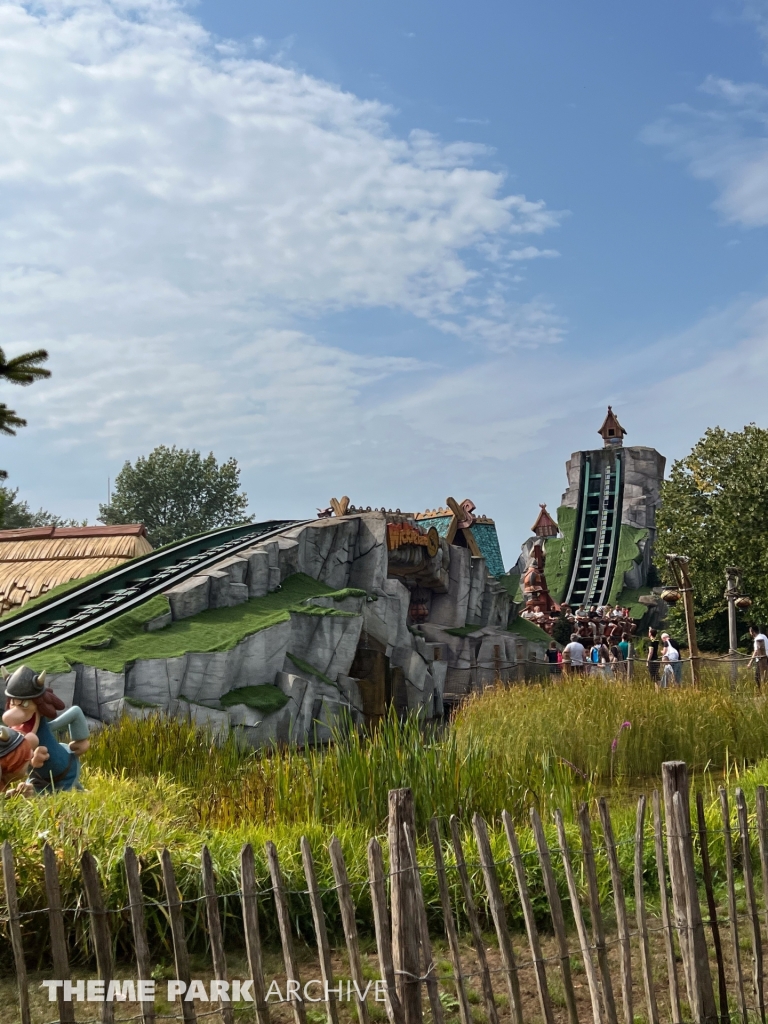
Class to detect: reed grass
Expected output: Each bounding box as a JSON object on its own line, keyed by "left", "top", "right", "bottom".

{"left": 0, "top": 666, "right": 766, "bottom": 969}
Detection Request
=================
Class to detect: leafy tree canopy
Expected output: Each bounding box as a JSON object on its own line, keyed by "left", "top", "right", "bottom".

{"left": 98, "top": 445, "right": 250, "bottom": 547}
{"left": 0, "top": 486, "right": 84, "bottom": 529}
{"left": 656, "top": 424, "right": 768, "bottom": 650}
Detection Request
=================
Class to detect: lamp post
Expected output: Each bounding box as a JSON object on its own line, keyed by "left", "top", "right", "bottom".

{"left": 665, "top": 554, "right": 701, "bottom": 688}
{"left": 724, "top": 566, "right": 751, "bottom": 689}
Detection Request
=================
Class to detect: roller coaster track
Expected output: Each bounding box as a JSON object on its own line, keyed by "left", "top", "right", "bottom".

{"left": 0, "top": 518, "right": 310, "bottom": 667}
{"left": 564, "top": 450, "right": 623, "bottom": 608}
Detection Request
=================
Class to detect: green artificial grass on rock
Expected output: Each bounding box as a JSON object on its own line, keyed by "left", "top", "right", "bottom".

{"left": 219, "top": 685, "right": 289, "bottom": 713}
{"left": 20, "top": 573, "right": 365, "bottom": 675}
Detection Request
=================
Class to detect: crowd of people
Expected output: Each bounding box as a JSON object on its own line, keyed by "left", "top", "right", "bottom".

{"left": 521, "top": 600, "right": 638, "bottom": 640}
{"left": 544, "top": 626, "right": 684, "bottom": 686}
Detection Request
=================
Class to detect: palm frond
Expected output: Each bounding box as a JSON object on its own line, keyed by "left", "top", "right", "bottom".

{"left": 0, "top": 347, "right": 50, "bottom": 386}
{"left": 0, "top": 403, "right": 27, "bottom": 436}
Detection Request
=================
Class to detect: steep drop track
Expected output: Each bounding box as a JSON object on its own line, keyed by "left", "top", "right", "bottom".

{"left": 0, "top": 518, "right": 310, "bottom": 667}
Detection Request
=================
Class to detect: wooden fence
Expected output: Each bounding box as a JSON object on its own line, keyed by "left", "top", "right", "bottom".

{"left": 2, "top": 760, "right": 768, "bottom": 1024}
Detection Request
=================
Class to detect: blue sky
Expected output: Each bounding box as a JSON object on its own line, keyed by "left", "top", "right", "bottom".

{"left": 3, "top": 0, "right": 768, "bottom": 564}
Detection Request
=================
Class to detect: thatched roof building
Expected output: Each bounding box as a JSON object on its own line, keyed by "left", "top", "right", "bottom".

{"left": 0, "top": 524, "right": 152, "bottom": 614}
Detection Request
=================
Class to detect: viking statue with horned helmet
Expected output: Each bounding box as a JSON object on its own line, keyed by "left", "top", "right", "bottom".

{"left": 0, "top": 665, "right": 90, "bottom": 793}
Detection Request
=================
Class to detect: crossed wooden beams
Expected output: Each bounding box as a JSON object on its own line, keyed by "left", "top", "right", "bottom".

{"left": 327, "top": 495, "right": 481, "bottom": 556}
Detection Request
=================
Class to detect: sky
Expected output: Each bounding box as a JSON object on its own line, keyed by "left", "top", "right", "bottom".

{"left": 3, "top": 0, "right": 768, "bottom": 565}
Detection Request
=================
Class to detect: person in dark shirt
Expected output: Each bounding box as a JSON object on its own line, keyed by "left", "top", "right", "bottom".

{"left": 546, "top": 640, "right": 560, "bottom": 677}
{"left": 646, "top": 627, "right": 660, "bottom": 684}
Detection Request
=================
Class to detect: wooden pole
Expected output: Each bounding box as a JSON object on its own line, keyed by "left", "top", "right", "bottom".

{"left": 736, "top": 788, "right": 766, "bottom": 1022}
{"left": 302, "top": 837, "right": 340, "bottom": 1024}
{"left": 720, "top": 787, "right": 747, "bottom": 1024}
{"left": 388, "top": 788, "right": 422, "bottom": 1024}
{"left": 2, "top": 842, "right": 30, "bottom": 1024}
{"left": 633, "top": 797, "right": 659, "bottom": 1024}
{"left": 159, "top": 848, "right": 197, "bottom": 1024}
{"left": 367, "top": 838, "right": 406, "bottom": 1024}
{"left": 201, "top": 845, "right": 234, "bottom": 1024}
{"left": 44, "top": 843, "right": 75, "bottom": 1024}
{"left": 472, "top": 814, "right": 524, "bottom": 1024}
{"left": 402, "top": 824, "right": 445, "bottom": 1024}
{"left": 652, "top": 789, "right": 681, "bottom": 1024}
{"left": 554, "top": 809, "right": 603, "bottom": 1024}
{"left": 124, "top": 846, "right": 156, "bottom": 1024}
{"left": 695, "top": 793, "right": 728, "bottom": 1024}
{"left": 598, "top": 797, "right": 633, "bottom": 1024}
{"left": 449, "top": 815, "right": 499, "bottom": 1024}
{"left": 329, "top": 836, "right": 371, "bottom": 1024}
{"left": 661, "top": 761, "right": 696, "bottom": 1008}
{"left": 756, "top": 787, "right": 768, "bottom": 938}
{"left": 529, "top": 806, "right": 579, "bottom": 1024}
{"left": 502, "top": 811, "right": 555, "bottom": 1024}
{"left": 577, "top": 803, "right": 618, "bottom": 1024}
{"left": 265, "top": 841, "right": 307, "bottom": 1024}
{"left": 667, "top": 555, "right": 701, "bottom": 687}
{"left": 427, "top": 820, "right": 471, "bottom": 1024}
{"left": 240, "top": 843, "right": 270, "bottom": 1024}
{"left": 81, "top": 849, "right": 115, "bottom": 1024}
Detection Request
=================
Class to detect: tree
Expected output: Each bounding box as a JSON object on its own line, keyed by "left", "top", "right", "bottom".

{"left": 656, "top": 424, "right": 768, "bottom": 650}
{"left": 0, "top": 486, "right": 84, "bottom": 529}
{"left": 0, "top": 347, "right": 50, "bottom": 477}
{"left": 99, "top": 446, "right": 250, "bottom": 547}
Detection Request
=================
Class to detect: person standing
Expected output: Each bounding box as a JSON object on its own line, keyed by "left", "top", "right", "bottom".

{"left": 563, "top": 634, "right": 586, "bottom": 676}
{"left": 748, "top": 625, "right": 768, "bottom": 690}
{"left": 546, "top": 640, "right": 561, "bottom": 678}
{"left": 661, "top": 633, "right": 682, "bottom": 685}
{"left": 647, "top": 628, "right": 660, "bottom": 684}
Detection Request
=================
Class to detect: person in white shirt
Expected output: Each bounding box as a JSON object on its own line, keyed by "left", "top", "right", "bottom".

{"left": 563, "top": 634, "right": 586, "bottom": 676}
{"left": 748, "top": 626, "right": 768, "bottom": 690}
{"left": 661, "top": 633, "right": 683, "bottom": 684}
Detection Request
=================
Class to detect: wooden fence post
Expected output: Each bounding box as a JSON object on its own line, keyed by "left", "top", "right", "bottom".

{"left": 124, "top": 846, "right": 156, "bottom": 1024}
{"left": 2, "top": 842, "right": 30, "bottom": 1024}
{"left": 81, "top": 849, "right": 115, "bottom": 1024}
{"left": 720, "top": 787, "right": 747, "bottom": 1023}
{"left": 402, "top": 824, "right": 445, "bottom": 1024}
{"left": 329, "top": 836, "right": 371, "bottom": 1024}
{"left": 577, "top": 803, "right": 618, "bottom": 1024}
{"left": 449, "top": 815, "right": 499, "bottom": 1024}
{"left": 554, "top": 809, "right": 602, "bottom": 1024}
{"left": 388, "top": 788, "right": 422, "bottom": 1024}
{"left": 755, "top": 787, "right": 768, "bottom": 939}
{"left": 529, "top": 806, "right": 579, "bottom": 1024}
{"left": 695, "top": 794, "right": 728, "bottom": 1024}
{"left": 201, "top": 845, "right": 234, "bottom": 1024}
{"left": 598, "top": 797, "right": 633, "bottom": 1024}
{"left": 302, "top": 837, "right": 340, "bottom": 1024}
{"left": 44, "top": 843, "right": 75, "bottom": 1024}
{"left": 240, "top": 843, "right": 270, "bottom": 1024}
{"left": 633, "top": 797, "right": 659, "bottom": 1024}
{"left": 472, "top": 814, "right": 523, "bottom": 1024}
{"left": 427, "top": 820, "right": 472, "bottom": 1024}
{"left": 736, "top": 788, "right": 766, "bottom": 1022}
{"left": 502, "top": 811, "right": 554, "bottom": 1024}
{"left": 265, "top": 841, "right": 307, "bottom": 1024}
{"left": 663, "top": 760, "right": 717, "bottom": 1024}
{"left": 159, "top": 847, "right": 197, "bottom": 1024}
{"left": 367, "top": 838, "right": 406, "bottom": 1024}
{"left": 652, "top": 790, "right": 681, "bottom": 1024}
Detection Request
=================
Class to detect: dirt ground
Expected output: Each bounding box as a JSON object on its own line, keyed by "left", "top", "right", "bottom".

{"left": 0, "top": 912, "right": 739, "bottom": 1024}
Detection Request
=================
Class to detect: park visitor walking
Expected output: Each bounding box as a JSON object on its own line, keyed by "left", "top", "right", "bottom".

{"left": 748, "top": 625, "right": 768, "bottom": 689}
{"left": 647, "top": 627, "right": 660, "bottom": 683}
{"left": 563, "top": 634, "right": 586, "bottom": 676}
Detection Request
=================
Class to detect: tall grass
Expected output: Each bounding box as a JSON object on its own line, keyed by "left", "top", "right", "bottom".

{"left": 455, "top": 666, "right": 768, "bottom": 782}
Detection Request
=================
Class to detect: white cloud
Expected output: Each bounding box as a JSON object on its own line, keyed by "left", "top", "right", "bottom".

{"left": 0, "top": 0, "right": 567, "bottom": 494}
{"left": 642, "top": 74, "right": 768, "bottom": 227}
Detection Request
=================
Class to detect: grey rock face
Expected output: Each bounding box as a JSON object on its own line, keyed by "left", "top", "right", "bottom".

{"left": 165, "top": 575, "right": 211, "bottom": 621}
{"left": 77, "top": 666, "right": 126, "bottom": 720}
{"left": 242, "top": 703, "right": 295, "bottom": 748}
{"left": 285, "top": 609, "right": 363, "bottom": 681}
{"left": 208, "top": 555, "right": 249, "bottom": 585}
{"left": 481, "top": 579, "right": 510, "bottom": 630}
{"left": 466, "top": 556, "right": 488, "bottom": 626}
{"left": 276, "top": 538, "right": 300, "bottom": 580}
{"left": 187, "top": 703, "right": 230, "bottom": 741}
{"left": 205, "top": 570, "right": 249, "bottom": 609}
{"left": 125, "top": 657, "right": 187, "bottom": 706}
{"left": 242, "top": 548, "right": 270, "bottom": 598}
{"left": 349, "top": 514, "right": 388, "bottom": 592}
{"left": 364, "top": 578, "right": 411, "bottom": 653}
{"left": 145, "top": 610, "right": 173, "bottom": 632}
{"left": 430, "top": 545, "right": 471, "bottom": 627}
{"left": 297, "top": 517, "right": 359, "bottom": 589}
{"left": 48, "top": 671, "right": 77, "bottom": 709}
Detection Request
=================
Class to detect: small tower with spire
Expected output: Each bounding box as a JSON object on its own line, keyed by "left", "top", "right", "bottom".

{"left": 531, "top": 504, "right": 558, "bottom": 538}
{"left": 598, "top": 406, "right": 626, "bottom": 448}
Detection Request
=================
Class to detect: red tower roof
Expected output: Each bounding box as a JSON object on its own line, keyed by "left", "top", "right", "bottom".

{"left": 531, "top": 504, "right": 558, "bottom": 538}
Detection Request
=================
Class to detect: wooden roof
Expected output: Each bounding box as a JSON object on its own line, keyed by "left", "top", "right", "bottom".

{"left": 0, "top": 525, "right": 152, "bottom": 614}
{"left": 598, "top": 405, "right": 626, "bottom": 442}
{"left": 531, "top": 504, "right": 558, "bottom": 537}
